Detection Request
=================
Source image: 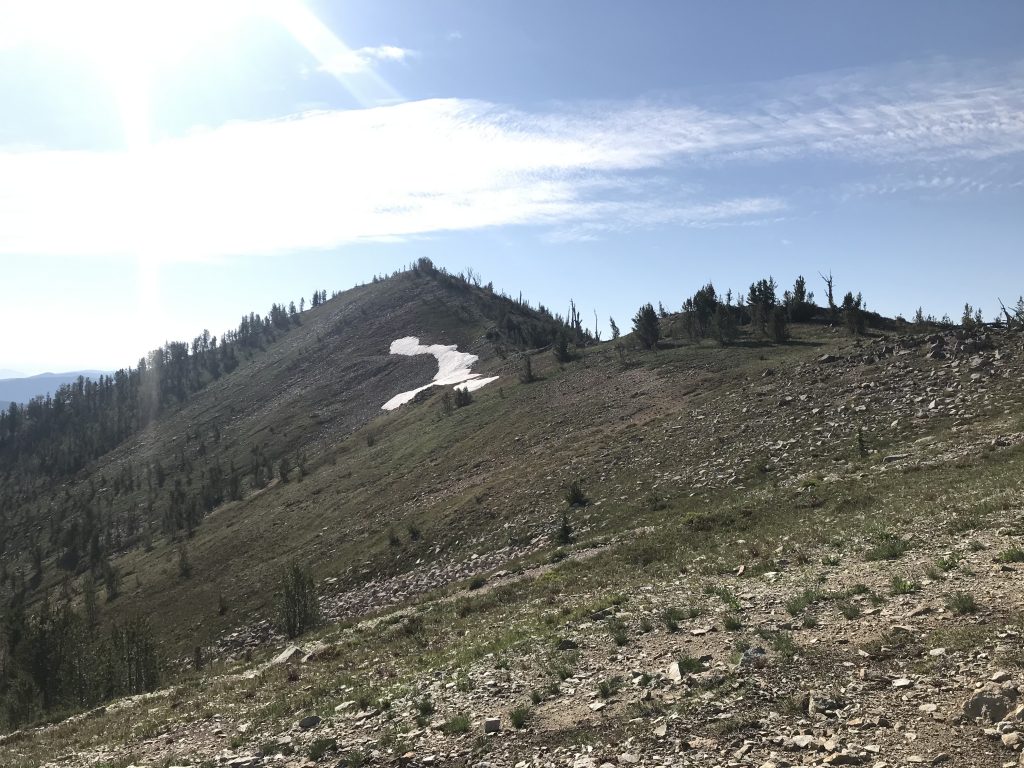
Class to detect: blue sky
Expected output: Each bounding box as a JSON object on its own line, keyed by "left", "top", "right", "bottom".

{"left": 1, "top": 0, "right": 1023, "bottom": 374}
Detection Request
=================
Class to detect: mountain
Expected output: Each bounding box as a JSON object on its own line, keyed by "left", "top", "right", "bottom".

{"left": 0, "top": 369, "right": 111, "bottom": 409}
{"left": 0, "top": 368, "right": 24, "bottom": 379}
{"left": 2, "top": 264, "right": 1024, "bottom": 768}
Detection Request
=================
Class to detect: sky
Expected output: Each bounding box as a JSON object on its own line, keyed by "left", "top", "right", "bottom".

{"left": 0, "top": 0, "right": 1022, "bottom": 375}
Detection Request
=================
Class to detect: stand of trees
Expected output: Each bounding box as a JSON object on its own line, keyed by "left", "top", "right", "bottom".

{"left": 629, "top": 274, "right": 878, "bottom": 349}
{"left": 0, "top": 594, "right": 160, "bottom": 729}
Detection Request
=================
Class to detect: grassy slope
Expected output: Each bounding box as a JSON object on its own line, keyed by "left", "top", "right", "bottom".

{"left": 6, "top": 272, "right": 1024, "bottom": 766}
{"left": 5, "top": 315, "right": 1024, "bottom": 767}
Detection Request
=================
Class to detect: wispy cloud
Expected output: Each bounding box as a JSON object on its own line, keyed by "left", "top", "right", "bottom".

{"left": 318, "top": 45, "right": 414, "bottom": 76}
{"left": 0, "top": 59, "right": 1022, "bottom": 260}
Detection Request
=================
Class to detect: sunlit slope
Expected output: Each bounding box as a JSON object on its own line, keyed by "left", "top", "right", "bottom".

{"left": 15, "top": 269, "right": 561, "bottom": 650}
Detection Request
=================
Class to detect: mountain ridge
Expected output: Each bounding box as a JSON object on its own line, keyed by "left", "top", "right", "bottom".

{"left": 1, "top": 265, "right": 1023, "bottom": 768}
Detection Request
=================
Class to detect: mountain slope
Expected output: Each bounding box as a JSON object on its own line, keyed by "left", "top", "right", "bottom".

{"left": 0, "top": 266, "right": 571, "bottom": 653}
{"left": 2, "top": 268, "right": 1024, "bottom": 768}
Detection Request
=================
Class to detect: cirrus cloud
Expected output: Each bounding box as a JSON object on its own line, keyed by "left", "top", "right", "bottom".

{"left": 0, "top": 59, "right": 1022, "bottom": 261}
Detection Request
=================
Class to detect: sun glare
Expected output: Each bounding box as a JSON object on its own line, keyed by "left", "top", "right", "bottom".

{"left": 1, "top": 0, "right": 255, "bottom": 62}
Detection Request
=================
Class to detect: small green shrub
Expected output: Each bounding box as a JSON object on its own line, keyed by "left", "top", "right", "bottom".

{"left": 676, "top": 655, "right": 704, "bottom": 674}
{"left": 442, "top": 714, "right": 471, "bottom": 734}
{"left": 864, "top": 533, "right": 910, "bottom": 561}
{"left": 417, "top": 697, "right": 435, "bottom": 718}
{"left": 997, "top": 546, "right": 1024, "bottom": 563}
{"left": 308, "top": 738, "right": 337, "bottom": 761}
{"left": 509, "top": 704, "right": 531, "bottom": 729}
{"left": 555, "top": 512, "right": 575, "bottom": 545}
{"left": 723, "top": 614, "right": 743, "bottom": 632}
{"left": 608, "top": 617, "right": 629, "bottom": 647}
{"left": 890, "top": 575, "right": 920, "bottom": 595}
{"left": 839, "top": 601, "right": 861, "bottom": 620}
{"left": 662, "top": 606, "right": 699, "bottom": 632}
{"left": 468, "top": 575, "right": 487, "bottom": 591}
{"left": 598, "top": 676, "right": 623, "bottom": 698}
{"left": 565, "top": 481, "right": 588, "bottom": 507}
{"left": 773, "top": 632, "right": 799, "bottom": 659}
{"left": 946, "top": 591, "right": 978, "bottom": 615}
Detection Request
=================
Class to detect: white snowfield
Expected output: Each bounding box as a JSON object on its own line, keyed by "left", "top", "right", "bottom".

{"left": 382, "top": 336, "right": 499, "bottom": 411}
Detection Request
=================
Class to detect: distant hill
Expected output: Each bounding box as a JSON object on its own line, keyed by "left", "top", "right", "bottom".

{"left": 0, "top": 370, "right": 110, "bottom": 409}
{"left": 0, "top": 368, "right": 24, "bottom": 379}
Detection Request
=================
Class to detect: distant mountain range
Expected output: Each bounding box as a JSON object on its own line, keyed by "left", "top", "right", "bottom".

{"left": 0, "top": 370, "right": 110, "bottom": 410}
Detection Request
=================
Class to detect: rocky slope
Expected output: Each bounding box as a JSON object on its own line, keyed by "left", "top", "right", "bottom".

{"left": 4, "top": 322, "right": 1024, "bottom": 768}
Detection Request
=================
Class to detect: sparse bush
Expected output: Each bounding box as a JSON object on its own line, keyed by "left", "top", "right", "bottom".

{"left": 519, "top": 355, "right": 536, "bottom": 384}
{"left": 275, "top": 561, "right": 321, "bottom": 639}
{"left": 308, "top": 738, "right": 337, "bottom": 760}
{"left": 710, "top": 586, "right": 740, "bottom": 610}
{"left": 177, "top": 545, "right": 192, "bottom": 578}
{"left": 946, "top": 591, "right": 978, "bottom": 615}
{"left": 785, "top": 587, "right": 824, "bottom": 616}
{"left": 442, "top": 714, "right": 470, "bottom": 734}
{"left": 608, "top": 617, "right": 629, "bottom": 647}
{"left": 509, "top": 704, "right": 531, "bottom": 729}
{"left": 662, "top": 606, "right": 699, "bottom": 632}
{"left": 676, "top": 655, "right": 704, "bottom": 674}
{"left": 864, "top": 532, "right": 910, "bottom": 561}
{"left": 724, "top": 613, "right": 743, "bottom": 631}
{"left": 598, "top": 676, "right": 623, "bottom": 698}
{"left": 469, "top": 575, "right": 487, "bottom": 591}
{"left": 417, "top": 696, "right": 435, "bottom": 718}
{"left": 772, "top": 631, "right": 799, "bottom": 660}
{"left": 565, "top": 480, "right": 588, "bottom": 507}
{"left": 553, "top": 330, "right": 573, "bottom": 363}
{"left": 556, "top": 513, "right": 574, "bottom": 545}
{"left": 890, "top": 575, "right": 920, "bottom": 595}
{"left": 997, "top": 546, "right": 1024, "bottom": 563}
{"left": 839, "top": 602, "right": 861, "bottom": 620}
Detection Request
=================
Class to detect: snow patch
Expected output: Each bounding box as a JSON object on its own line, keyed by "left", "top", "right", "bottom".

{"left": 382, "top": 336, "right": 499, "bottom": 410}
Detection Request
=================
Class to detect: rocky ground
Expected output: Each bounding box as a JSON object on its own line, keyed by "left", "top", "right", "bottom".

{"left": 5, "top": 327, "right": 1024, "bottom": 768}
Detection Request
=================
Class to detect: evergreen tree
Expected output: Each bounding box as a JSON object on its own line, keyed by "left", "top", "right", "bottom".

{"left": 632, "top": 303, "right": 660, "bottom": 350}
{"left": 842, "top": 291, "right": 866, "bottom": 335}
{"left": 275, "top": 561, "right": 320, "bottom": 639}
{"left": 783, "top": 275, "right": 815, "bottom": 322}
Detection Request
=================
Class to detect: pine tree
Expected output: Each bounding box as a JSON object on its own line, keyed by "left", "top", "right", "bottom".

{"left": 632, "top": 303, "right": 660, "bottom": 350}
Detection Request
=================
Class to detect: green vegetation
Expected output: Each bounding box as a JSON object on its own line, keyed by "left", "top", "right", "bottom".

{"left": 442, "top": 714, "right": 471, "bottom": 734}
{"left": 276, "top": 561, "right": 321, "bottom": 639}
{"left": 946, "top": 591, "right": 978, "bottom": 615}
{"left": 996, "top": 546, "right": 1024, "bottom": 563}
{"left": 864, "top": 532, "right": 911, "bottom": 561}
{"left": 890, "top": 575, "right": 920, "bottom": 595}
{"left": 509, "top": 704, "right": 532, "bottom": 729}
